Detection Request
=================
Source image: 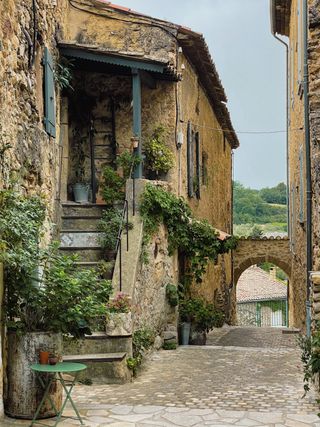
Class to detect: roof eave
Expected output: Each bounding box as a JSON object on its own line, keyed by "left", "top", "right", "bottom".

{"left": 270, "top": 0, "right": 291, "bottom": 37}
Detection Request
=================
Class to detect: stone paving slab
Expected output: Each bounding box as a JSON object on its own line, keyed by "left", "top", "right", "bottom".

{"left": 3, "top": 407, "right": 320, "bottom": 427}
{"left": 2, "top": 327, "right": 318, "bottom": 427}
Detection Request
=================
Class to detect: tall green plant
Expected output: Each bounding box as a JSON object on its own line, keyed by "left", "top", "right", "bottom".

{"left": 0, "top": 189, "right": 46, "bottom": 321}
{"left": 0, "top": 189, "right": 112, "bottom": 337}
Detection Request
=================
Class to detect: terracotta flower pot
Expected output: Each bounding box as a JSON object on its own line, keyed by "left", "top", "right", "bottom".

{"left": 39, "top": 351, "right": 49, "bottom": 365}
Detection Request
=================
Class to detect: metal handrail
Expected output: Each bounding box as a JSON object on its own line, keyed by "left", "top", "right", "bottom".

{"left": 114, "top": 157, "right": 138, "bottom": 291}
{"left": 115, "top": 199, "right": 129, "bottom": 292}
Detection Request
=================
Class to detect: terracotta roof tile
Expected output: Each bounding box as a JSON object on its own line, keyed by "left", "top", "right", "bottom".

{"left": 237, "top": 266, "right": 287, "bottom": 303}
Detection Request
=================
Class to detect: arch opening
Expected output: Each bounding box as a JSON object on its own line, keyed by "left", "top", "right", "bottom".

{"left": 236, "top": 262, "right": 290, "bottom": 328}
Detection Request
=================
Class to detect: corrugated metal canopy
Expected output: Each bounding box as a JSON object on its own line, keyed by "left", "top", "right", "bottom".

{"left": 59, "top": 43, "right": 180, "bottom": 80}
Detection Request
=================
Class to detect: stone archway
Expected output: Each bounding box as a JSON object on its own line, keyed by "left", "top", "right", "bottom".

{"left": 233, "top": 237, "right": 292, "bottom": 284}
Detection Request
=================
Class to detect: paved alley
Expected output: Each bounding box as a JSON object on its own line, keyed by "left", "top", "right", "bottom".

{"left": 4, "top": 327, "right": 319, "bottom": 427}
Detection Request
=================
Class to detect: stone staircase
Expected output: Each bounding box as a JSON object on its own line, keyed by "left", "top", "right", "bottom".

{"left": 59, "top": 203, "right": 132, "bottom": 384}
{"left": 59, "top": 202, "right": 110, "bottom": 270}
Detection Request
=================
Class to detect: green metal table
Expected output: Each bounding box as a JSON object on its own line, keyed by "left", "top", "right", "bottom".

{"left": 30, "top": 362, "right": 87, "bottom": 427}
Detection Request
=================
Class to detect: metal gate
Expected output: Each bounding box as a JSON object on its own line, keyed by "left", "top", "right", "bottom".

{"left": 237, "top": 299, "right": 288, "bottom": 327}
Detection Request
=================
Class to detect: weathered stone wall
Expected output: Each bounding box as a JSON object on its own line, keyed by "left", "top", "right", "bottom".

{"left": 279, "top": 0, "right": 307, "bottom": 329}
{"left": 63, "top": 2, "right": 177, "bottom": 66}
{"left": 309, "top": 2, "right": 320, "bottom": 271}
{"left": 0, "top": 0, "right": 70, "bottom": 416}
{"left": 132, "top": 224, "right": 178, "bottom": 335}
{"left": 171, "top": 54, "right": 234, "bottom": 321}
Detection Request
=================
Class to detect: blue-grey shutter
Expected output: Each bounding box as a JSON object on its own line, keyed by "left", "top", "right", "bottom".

{"left": 187, "top": 121, "right": 193, "bottom": 198}
{"left": 299, "top": 146, "right": 304, "bottom": 222}
{"left": 195, "top": 131, "right": 200, "bottom": 199}
{"left": 43, "top": 47, "right": 56, "bottom": 138}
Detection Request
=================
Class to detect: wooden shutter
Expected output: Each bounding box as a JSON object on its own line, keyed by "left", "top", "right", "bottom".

{"left": 195, "top": 131, "right": 200, "bottom": 199}
{"left": 187, "top": 121, "right": 193, "bottom": 198}
{"left": 43, "top": 47, "right": 56, "bottom": 138}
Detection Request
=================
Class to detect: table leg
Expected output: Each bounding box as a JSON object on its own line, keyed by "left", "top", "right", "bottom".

{"left": 53, "top": 373, "right": 84, "bottom": 427}
{"left": 30, "top": 376, "right": 55, "bottom": 427}
{"left": 37, "top": 374, "right": 60, "bottom": 415}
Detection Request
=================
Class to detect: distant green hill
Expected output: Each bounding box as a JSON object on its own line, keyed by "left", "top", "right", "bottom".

{"left": 233, "top": 181, "right": 287, "bottom": 236}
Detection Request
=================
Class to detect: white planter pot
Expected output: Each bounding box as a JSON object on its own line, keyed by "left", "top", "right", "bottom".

{"left": 106, "top": 312, "right": 132, "bottom": 337}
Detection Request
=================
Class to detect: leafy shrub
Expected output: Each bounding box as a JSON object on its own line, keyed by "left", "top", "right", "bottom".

{"left": 179, "top": 297, "right": 225, "bottom": 332}
{"left": 163, "top": 341, "right": 177, "bottom": 350}
{"left": 116, "top": 150, "right": 142, "bottom": 179}
{"left": 297, "top": 329, "right": 320, "bottom": 396}
{"left": 144, "top": 126, "right": 174, "bottom": 176}
{"left": 0, "top": 189, "right": 46, "bottom": 322}
{"left": 127, "top": 327, "right": 155, "bottom": 376}
{"left": 100, "top": 166, "right": 125, "bottom": 206}
{"left": 98, "top": 207, "right": 133, "bottom": 251}
{"left": 166, "top": 284, "right": 179, "bottom": 307}
{"left": 31, "top": 243, "right": 112, "bottom": 337}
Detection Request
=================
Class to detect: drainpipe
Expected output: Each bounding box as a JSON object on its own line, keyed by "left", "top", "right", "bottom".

{"left": 302, "top": 0, "right": 312, "bottom": 337}
{"left": 270, "top": 9, "right": 289, "bottom": 239}
{"left": 270, "top": 0, "right": 290, "bottom": 326}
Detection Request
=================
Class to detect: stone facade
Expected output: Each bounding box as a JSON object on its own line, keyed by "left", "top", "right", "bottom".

{"left": 271, "top": 0, "right": 320, "bottom": 328}
{"left": 0, "top": 0, "right": 238, "bottom": 415}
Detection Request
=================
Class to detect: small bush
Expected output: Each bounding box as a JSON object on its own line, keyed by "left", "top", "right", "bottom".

{"left": 166, "top": 284, "right": 179, "bottom": 307}
{"left": 163, "top": 341, "right": 177, "bottom": 350}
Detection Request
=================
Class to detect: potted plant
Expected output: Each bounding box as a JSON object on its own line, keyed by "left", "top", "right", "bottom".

{"left": 0, "top": 189, "right": 112, "bottom": 418}
{"left": 106, "top": 292, "right": 132, "bottom": 336}
{"left": 71, "top": 130, "right": 90, "bottom": 203}
{"left": 179, "top": 297, "right": 225, "bottom": 345}
{"left": 144, "top": 125, "right": 174, "bottom": 179}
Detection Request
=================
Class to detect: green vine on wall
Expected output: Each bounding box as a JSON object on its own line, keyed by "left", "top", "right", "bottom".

{"left": 140, "top": 184, "right": 237, "bottom": 284}
{"left": 297, "top": 327, "right": 320, "bottom": 400}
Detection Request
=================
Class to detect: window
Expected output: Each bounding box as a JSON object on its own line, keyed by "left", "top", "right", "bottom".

{"left": 43, "top": 47, "right": 56, "bottom": 138}
{"left": 187, "top": 121, "right": 194, "bottom": 198}
{"left": 202, "top": 151, "right": 208, "bottom": 186}
{"left": 195, "top": 131, "right": 200, "bottom": 199}
{"left": 187, "top": 122, "right": 200, "bottom": 199}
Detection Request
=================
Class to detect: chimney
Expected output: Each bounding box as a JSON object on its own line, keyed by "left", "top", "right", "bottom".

{"left": 270, "top": 267, "right": 277, "bottom": 281}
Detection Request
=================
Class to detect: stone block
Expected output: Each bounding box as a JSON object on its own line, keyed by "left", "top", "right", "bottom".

{"left": 106, "top": 312, "right": 132, "bottom": 337}
{"left": 163, "top": 331, "right": 178, "bottom": 341}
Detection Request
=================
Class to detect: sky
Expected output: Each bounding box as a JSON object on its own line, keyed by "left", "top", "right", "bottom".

{"left": 115, "top": 0, "right": 287, "bottom": 189}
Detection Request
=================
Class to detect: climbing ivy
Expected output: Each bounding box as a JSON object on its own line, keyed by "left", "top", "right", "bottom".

{"left": 140, "top": 184, "right": 237, "bottom": 284}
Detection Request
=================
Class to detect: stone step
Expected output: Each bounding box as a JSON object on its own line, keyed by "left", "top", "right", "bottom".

{"left": 61, "top": 203, "right": 107, "bottom": 218}
{"left": 60, "top": 231, "right": 103, "bottom": 248}
{"left": 62, "top": 352, "right": 131, "bottom": 384}
{"left": 74, "top": 261, "right": 115, "bottom": 279}
{"left": 63, "top": 352, "right": 126, "bottom": 363}
{"left": 63, "top": 332, "right": 132, "bottom": 356}
{"left": 61, "top": 217, "right": 102, "bottom": 231}
{"left": 59, "top": 247, "right": 107, "bottom": 262}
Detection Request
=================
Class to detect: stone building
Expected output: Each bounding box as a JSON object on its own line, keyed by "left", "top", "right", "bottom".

{"left": 0, "top": 0, "right": 238, "bottom": 416}
{"left": 270, "top": 0, "right": 320, "bottom": 330}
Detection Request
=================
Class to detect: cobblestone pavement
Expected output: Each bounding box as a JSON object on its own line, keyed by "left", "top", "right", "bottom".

{"left": 3, "top": 327, "right": 320, "bottom": 427}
